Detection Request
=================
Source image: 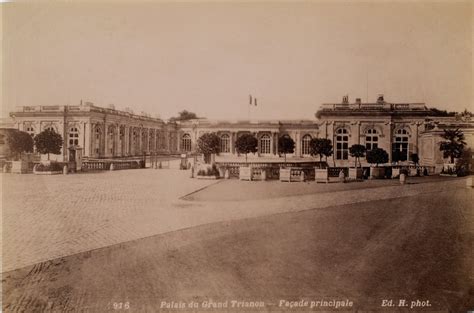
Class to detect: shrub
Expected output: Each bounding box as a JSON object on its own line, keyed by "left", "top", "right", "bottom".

{"left": 7, "top": 130, "right": 34, "bottom": 160}
{"left": 35, "top": 162, "right": 63, "bottom": 172}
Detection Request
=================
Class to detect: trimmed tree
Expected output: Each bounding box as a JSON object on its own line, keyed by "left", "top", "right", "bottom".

{"left": 34, "top": 129, "right": 63, "bottom": 160}
{"left": 170, "top": 110, "right": 198, "bottom": 122}
{"left": 278, "top": 135, "right": 295, "bottom": 165}
{"left": 455, "top": 148, "right": 472, "bottom": 177}
{"left": 349, "top": 144, "right": 366, "bottom": 168}
{"left": 235, "top": 133, "right": 258, "bottom": 163}
{"left": 439, "top": 128, "right": 466, "bottom": 163}
{"left": 410, "top": 153, "right": 420, "bottom": 166}
{"left": 7, "top": 130, "right": 34, "bottom": 160}
{"left": 366, "top": 147, "right": 389, "bottom": 167}
{"left": 309, "top": 138, "right": 333, "bottom": 168}
{"left": 197, "top": 132, "right": 220, "bottom": 164}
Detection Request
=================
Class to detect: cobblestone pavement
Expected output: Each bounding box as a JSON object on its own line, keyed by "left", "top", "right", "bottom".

{"left": 2, "top": 170, "right": 470, "bottom": 272}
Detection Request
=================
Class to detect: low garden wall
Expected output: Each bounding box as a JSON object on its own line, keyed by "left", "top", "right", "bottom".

{"left": 215, "top": 161, "right": 323, "bottom": 180}
{"left": 82, "top": 160, "right": 141, "bottom": 171}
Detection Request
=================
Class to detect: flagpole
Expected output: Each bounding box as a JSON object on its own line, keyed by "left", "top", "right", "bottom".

{"left": 248, "top": 94, "right": 251, "bottom": 120}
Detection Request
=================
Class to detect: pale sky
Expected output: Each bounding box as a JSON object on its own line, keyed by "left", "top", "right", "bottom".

{"left": 2, "top": 1, "right": 472, "bottom": 120}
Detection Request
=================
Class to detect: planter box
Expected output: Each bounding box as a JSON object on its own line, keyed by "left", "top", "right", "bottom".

{"left": 280, "top": 168, "right": 291, "bottom": 182}
{"left": 239, "top": 166, "right": 252, "bottom": 181}
{"left": 370, "top": 167, "right": 385, "bottom": 179}
{"left": 315, "top": 168, "right": 329, "bottom": 183}
{"left": 348, "top": 167, "right": 363, "bottom": 180}
{"left": 196, "top": 175, "right": 218, "bottom": 180}
{"left": 33, "top": 170, "right": 62, "bottom": 175}
{"left": 11, "top": 161, "right": 29, "bottom": 174}
{"left": 392, "top": 168, "right": 400, "bottom": 178}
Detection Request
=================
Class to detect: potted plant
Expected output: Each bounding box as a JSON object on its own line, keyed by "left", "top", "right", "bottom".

{"left": 235, "top": 133, "right": 258, "bottom": 181}
{"left": 195, "top": 163, "right": 220, "bottom": 180}
{"left": 7, "top": 129, "right": 34, "bottom": 174}
{"left": 309, "top": 138, "right": 333, "bottom": 183}
{"left": 349, "top": 144, "right": 366, "bottom": 179}
{"left": 278, "top": 135, "right": 295, "bottom": 181}
{"left": 366, "top": 147, "right": 389, "bottom": 178}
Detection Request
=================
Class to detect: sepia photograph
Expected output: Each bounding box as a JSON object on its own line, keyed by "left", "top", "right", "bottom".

{"left": 1, "top": 0, "right": 473, "bottom": 312}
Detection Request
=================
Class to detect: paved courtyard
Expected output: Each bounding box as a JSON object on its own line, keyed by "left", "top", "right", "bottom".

{"left": 1, "top": 169, "right": 471, "bottom": 273}
{"left": 2, "top": 175, "right": 473, "bottom": 312}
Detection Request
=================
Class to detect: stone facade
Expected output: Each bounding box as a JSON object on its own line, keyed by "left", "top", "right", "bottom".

{"left": 8, "top": 96, "right": 474, "bottom": 171}
{"left": 9, "top": 102, "right": 179, "bottom": 161}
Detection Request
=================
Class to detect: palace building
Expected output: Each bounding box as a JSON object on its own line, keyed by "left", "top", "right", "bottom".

{"left": 8, "top": 95, "right": 474, "bottom": 172}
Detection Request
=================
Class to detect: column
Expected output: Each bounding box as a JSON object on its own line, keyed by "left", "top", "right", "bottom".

{"left": 90, "top": 123, "right": 96, "bottom": 157}
{"left": 84, "top": 122, "right": 91, "bottom": 157}
{"left": 124, "top": 126, "right": 129, "bottom": 156}
{"left": 103, "top": 124, "right": 108, "bottom": 157}
{"left": 138, "top": 127, "right": 142, "bottom": 154}
{"left": 115, "top": 125, "right": 121, "bottom": 156}
{"left": 232, "top": 132, "right": 236, "bottom": 154}
{"left": 295, "top": 131, "right": 301, "bottom": 157}
{"left": 357, "top": 122, "right": 361, "bottom": 145}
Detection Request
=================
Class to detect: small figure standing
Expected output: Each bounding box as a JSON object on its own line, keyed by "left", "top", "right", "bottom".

{"left": 339, "top": 169, "right": 346, "bottom": 183}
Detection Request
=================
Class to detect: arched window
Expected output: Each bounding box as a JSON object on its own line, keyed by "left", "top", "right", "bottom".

{"left": 260, "top": 134, "right": 271, "bottom": 154}
{"left": 181, "top": 133, "right": 192, "bottom": 152}
{"left": 393, "top": 129, "right": 409, "bottom": 161}
{"left": 25, "top": 126, "right": 35, "bottom": 137}
{"left": 335, "top": 128, "right": 349, "bottom": 160}
{"left": 220, "top": 134, "right": 230, "bottom": 153}
{"left": 365, "top": 128, "right": 378, "bottom": 151}
{"left": 302, "top": 134, "right": 312, "bottom": 155}
{"left": 69, "top": 127, "right": 79, "bottom": 146}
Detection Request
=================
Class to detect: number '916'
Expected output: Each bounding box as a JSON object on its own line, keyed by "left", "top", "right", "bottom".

{"left": 113, "top": 302, "right": 130, "bottom": 310}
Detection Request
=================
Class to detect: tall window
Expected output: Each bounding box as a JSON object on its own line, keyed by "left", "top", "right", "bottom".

{"left": 220, "top": 134, "right": 230, "bottom": 153}
{"left": 365, "top": 128, "right": 378, "bottom": 151}
{"left": 133, "top": 129, "right": 139, "bottom": 153}
{"left": 69, "top": 127, "right": 79, "bottom": 145}
{"left": 393, "top": 129, "right": 409, "bottom": 161}
{"left": 181, "top": 133, "right": 192, "bottom": 152}
{"left": 108, "top": 127, "right": 115, "bottom": 154}
{"left": 95, "top": 127, "right": 101, "bottom": 154}
{"left": 149, "top": 131, "right": 154, "bottom": 151}
{"left": 302, "top": 134, "right": 311, "bottom": 155}
{"left": 260, "top": 134, "right": 271, "bottom": 154}
{"left": 336, "top": 128, "right": 349, "bottom": 160}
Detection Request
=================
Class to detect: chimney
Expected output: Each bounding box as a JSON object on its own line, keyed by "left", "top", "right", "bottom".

{"left": 355, "top": 98, "right": 361, "bottom": 105}
{"left": 377, "top": 94, "right": 384, "bottom": 103}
